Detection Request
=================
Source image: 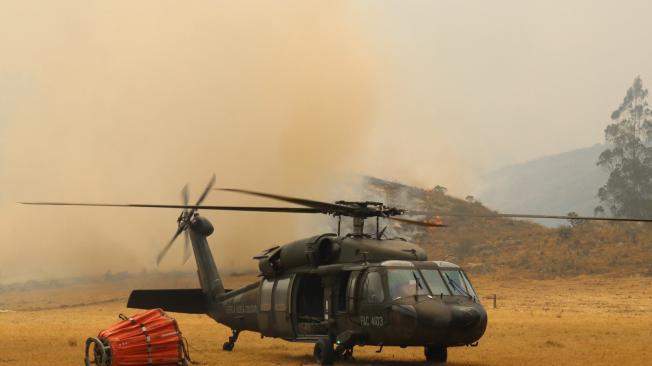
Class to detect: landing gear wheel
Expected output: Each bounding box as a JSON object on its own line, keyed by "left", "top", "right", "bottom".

{"left": 336, "top": 346, "right": 354, "bottom": 361}
{"left": 424, "top": 344, "right": 447, "bottom": 363}
{"left": 222, "top": 342, "right": 234, "bottom": 351}
{"left": 313, "top": 338, "right": 335, "bottom": 365}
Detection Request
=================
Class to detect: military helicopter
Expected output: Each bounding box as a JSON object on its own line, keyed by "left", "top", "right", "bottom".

{"left": 21, "top": 175, "right": 652, "bottom": 365}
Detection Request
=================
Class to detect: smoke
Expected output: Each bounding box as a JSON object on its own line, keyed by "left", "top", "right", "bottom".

{"left": 0, "top": 1, "right": 385, "bottom": 282}
{"left": 4, "top": 1, "right": 613, "bottom": 283}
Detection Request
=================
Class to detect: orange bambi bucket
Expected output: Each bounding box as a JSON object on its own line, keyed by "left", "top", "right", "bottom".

{"left": 84, "top": 309, "right": 191, "bottom": 366}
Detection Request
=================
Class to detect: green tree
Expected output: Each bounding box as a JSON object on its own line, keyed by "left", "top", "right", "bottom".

{"left": 593, "top": 206, "right": 605, "bottom": 217}
{"left": 566, "top": 211, "right": 585, "bottom": 228}
{"left": 558, "top": 225, "right": 573, "bottom": 240}
{"left": 433, "top": 185, "right": 448, "bottom": 195}
{"left": 596, "top": 76, "right": 652, "bottom": 218}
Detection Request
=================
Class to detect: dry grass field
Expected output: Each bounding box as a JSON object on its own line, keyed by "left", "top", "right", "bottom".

{"left": 1, "top": 274, "right": 651, "bottom": 366}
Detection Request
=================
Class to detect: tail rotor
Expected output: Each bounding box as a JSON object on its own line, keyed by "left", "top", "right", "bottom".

{"left": 181, "top": 184, "right": 191, "bottom": 264}
{"left": 156, "top": 175, "right": 216, "bottom": 265}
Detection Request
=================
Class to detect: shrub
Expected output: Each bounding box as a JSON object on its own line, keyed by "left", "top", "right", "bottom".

{"left": 558, "top": 226, "right": 573, "bottom": 240}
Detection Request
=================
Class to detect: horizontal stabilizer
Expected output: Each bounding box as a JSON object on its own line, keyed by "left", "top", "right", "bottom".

{"left": 128, "top": 289, "right": 206, "bottom": 314}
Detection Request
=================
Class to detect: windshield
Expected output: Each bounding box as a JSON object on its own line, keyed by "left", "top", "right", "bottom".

{"left": 442, "top": 270, "right": 477, "bottom": 298}
{"left": 387, "top": 269, "right": 429, "bottom": 300}
{"left": 461, "top": 271, "right": 478, "bottom": 299}
{"left": 421, "top": 269, "right": 451, "bottom": 296}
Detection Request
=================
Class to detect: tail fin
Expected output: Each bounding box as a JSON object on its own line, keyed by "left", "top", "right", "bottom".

{"left": 128, "top": 289, "right": 206, "bottom": 313}
{"left": 188, "top": 216, "right": 225, "bottom": 298}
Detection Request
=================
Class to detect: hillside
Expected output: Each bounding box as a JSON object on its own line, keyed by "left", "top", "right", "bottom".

{"left": 364, "top": 176, "right": 652, "bottom": 279}
{"left": 474, "top": 144, "right": 608, "bottom": 224}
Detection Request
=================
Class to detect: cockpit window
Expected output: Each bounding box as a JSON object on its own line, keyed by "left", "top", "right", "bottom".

{"left": 420, "top": 269, "right": 451, "bottom": 296}
{"left": 387, "top": 269, "right": 429, "bottom": 300}
{"left": 461, "top": 271, "right": 478, "bottom": 299}
{"left": 441, "top": 270, "right": 477, "bottom": 298}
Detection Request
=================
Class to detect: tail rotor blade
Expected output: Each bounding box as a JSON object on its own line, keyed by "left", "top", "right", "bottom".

{"left": 182, "top": 230, "right": 191, "bottom": 264}
{"left": 181, "top": 184, "right": 189, "bottom": 206}
{"left": 157, "top": 226, "right": 185, "bottom": 265}
{"left": 195, "top": 174, "right": 216, "bottom": 206}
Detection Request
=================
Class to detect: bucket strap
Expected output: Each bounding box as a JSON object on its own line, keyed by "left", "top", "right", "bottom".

{"left": 118, "top": 314, "right": 153, "bottom": 365}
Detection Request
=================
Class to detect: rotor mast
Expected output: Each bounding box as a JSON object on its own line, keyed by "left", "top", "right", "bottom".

{"left": 335, "top": 201, "right": 387, "bottom": 238}
{"left": 352, "top": 217, "right": 365, "bottom": 237}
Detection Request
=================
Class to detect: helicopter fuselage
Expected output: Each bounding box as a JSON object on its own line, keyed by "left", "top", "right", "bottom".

{"left": 211, "top": 258, "right": 487, "bottom": 348}
{"left": 127, "top": 216, "right": 486, "bottom": 363}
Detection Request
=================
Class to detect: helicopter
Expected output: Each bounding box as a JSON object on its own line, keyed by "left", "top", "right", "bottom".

{"left": 20, "top": 175, "right": 652, "bottom": 364}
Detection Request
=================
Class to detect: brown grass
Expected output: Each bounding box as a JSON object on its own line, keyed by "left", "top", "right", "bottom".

{"left": 1, "top": 275, "right": 651, "bottom": 365}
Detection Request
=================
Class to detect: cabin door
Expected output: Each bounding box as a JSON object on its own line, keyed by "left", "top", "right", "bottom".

{"left": 358, "top": 270, "right": 389, "bottom": 332}
{"left": 293, "top": 274, "right": 328, "bottom": 337}
{"left": 258, "top": 275, "right": 294, "bottom": 338}
{"left": 272, "top": 275, "right": 294, "bottom": 337}
{"left": 258, "top": 278, "right": 275, "bottom": 335}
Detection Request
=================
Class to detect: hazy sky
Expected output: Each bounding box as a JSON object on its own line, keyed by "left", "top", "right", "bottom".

{"left": 361, "top": 1, "right": 652, "bottom": 180}
{"left": 1, "top": 1, "right": 651, "bottom": 282}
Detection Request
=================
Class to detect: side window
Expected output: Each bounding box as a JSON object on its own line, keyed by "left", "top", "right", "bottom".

{"left": 260, "top": 279, "right": 274, "bottom": 311}
{"left": 361, "top": 271, "right": 385, "bottom": 303}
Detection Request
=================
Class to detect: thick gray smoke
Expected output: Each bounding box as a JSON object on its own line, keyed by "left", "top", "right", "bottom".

{"left": 0, "top": 2, "right": 387, "bottom": 282}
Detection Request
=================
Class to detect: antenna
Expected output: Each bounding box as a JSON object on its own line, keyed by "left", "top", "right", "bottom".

{"left": 376, "top": 216, "right": 380, "bottom": 239}
{"left": 337, "top": 216, "right": 342, "bottom": 236}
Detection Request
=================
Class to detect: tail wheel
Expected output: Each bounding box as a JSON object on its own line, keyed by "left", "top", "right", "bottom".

{"left": 424, "top": 344, "right": 447, "bottom": 363}
{"left": 313, "top": 338, "right": 335, "bottom": 365}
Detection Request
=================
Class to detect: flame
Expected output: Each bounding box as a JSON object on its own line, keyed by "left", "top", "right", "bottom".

{"left": 427, "top": 216, "right": 444, "bottom": 227}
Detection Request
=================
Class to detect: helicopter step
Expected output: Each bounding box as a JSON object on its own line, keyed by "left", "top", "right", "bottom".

{"left": 334, "top": 330, "right": 359, "bottom": 360}
{"left": 313, "top": 338, "right": 336, "bottom": 365}
{"left": 222, "top": 329, "right": 240, "bottom": 351}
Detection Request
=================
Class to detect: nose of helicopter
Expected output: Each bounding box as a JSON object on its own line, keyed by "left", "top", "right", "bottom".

{"left": 447, "top": 302, "right": 487, "bottom": 345}
{"left": 414, "top": 299, "right": 487, "bottom": 345}
{"left": 450, "top": 305, "right": 484, "bottom": 329}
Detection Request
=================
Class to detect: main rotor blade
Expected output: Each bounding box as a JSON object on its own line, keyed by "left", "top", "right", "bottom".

{"left": 157, "top": 226, "right": 185, "bottom": 265}
{"left": 409, "top": 211, "right": 652, "bottom": 223}
{"left": 19, "top": 201, "right": 322, "bottom": 213}
{"left": 217, "top": 188, "right": 354, "bottom": 215}
{"left": 389, "top": 216, "right": 448, "bottom": 227}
